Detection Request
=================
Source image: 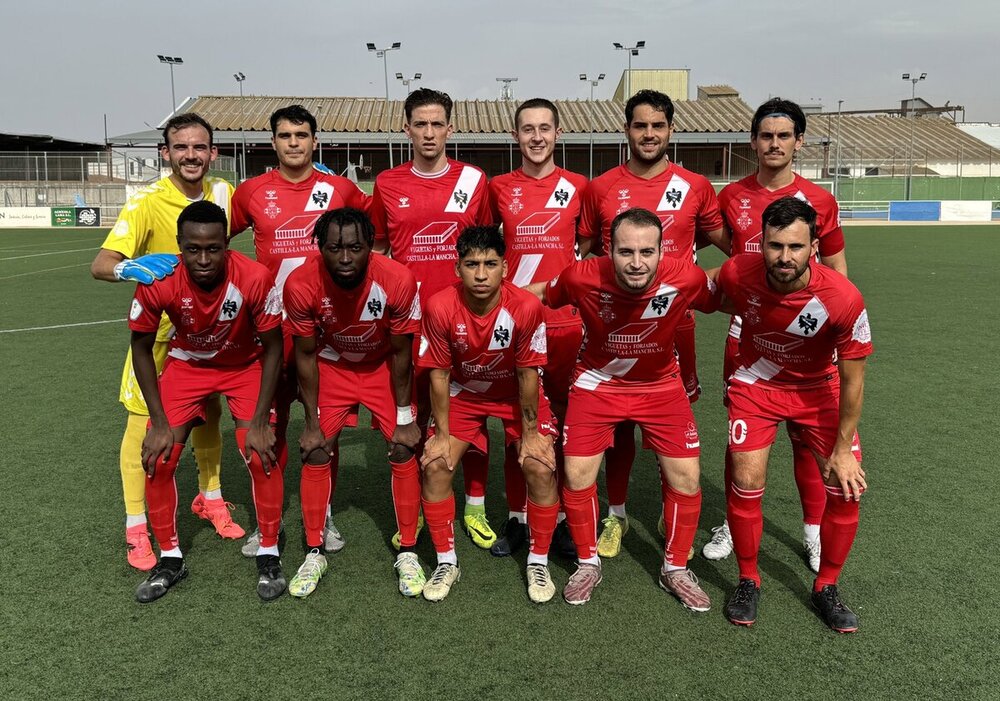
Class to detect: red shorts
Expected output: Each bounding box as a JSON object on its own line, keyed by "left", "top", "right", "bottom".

{"left": 159, "top": 358, "right": 261, "bottom": 428}
{"left": 317, "top": 360, "right": 403, "bottom": 442}
{"left": 277, "top": 322, "right": 360, "bottom": 428}
{"left": 562, "top": 378, "right": 700, "bottom": 458}
{"left": 726, "top": 380, "right": 863, "bottom": 461}
{"left": 723, "top": 334, "right": 740, "bottom": 388}
{"left": 429, "top": 391, "right": 558, "bottom": 454}
{"left": 543, "top": 317, "right": 584, "bottom": 407}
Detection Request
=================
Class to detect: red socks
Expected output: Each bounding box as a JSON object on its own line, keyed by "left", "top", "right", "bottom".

{"left": 503, "top": 443, "right": 528, "bottom": 513}
{"left": 662, "top": 486, "right": 702, "bottom": 567}
{"left": 727, "top": 483, "right": 765, "bottom": 585}
{"left": 605, "top": 422, "right": 636, "bottom": 507}
{"left": 791, "top": 438, "right": 826, "bottom": 525}
{"left": 422, "top": 493, "right": 456, "bottom": 555}
{"left": 236, "top": 428, "right": 283, "bottom": 549}
{"left": 815, "top": 485, "right": 861, "bottom": 590}
{"left": 300, "top": 460, "right": 332, "bottom": 549}
{"left": 391, "top": 457, "right": 421, "bottom": 548}
{"left": 561, "top": 483, "right": 599, "bottom": 561}
{"left": 527, "top": 499, "right": 559, "bottom": 557}
{"left": 462, "top": 448, "right": 489, "bottom": 501}
{"left": 145, "top": 443, "right": 186, "bottom": 552}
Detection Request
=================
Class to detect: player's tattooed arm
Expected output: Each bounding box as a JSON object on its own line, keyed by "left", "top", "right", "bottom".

{"left": 130, "top": 329, "right": 172, "bottom": 477}
{"left": 824, "top": 357, "right": 867, "bottom": 501}
{"left": 517, "top": 366, "right": 556, "bottom": 472}
{"left": 294, "top": 333, "right": 329, "bottom": 462}
{"left": 243, "top": 326, "right": 282, "bottom": 473}
{"left": 388, "top": 333, "right": 420, "bottom": 452}
{"left": 420, "top": 368, "right": 454, "bottom": 471}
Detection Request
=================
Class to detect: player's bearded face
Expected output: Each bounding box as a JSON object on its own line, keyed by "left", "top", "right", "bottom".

{"left": 178, "top": 222, "right": 228, "bottom": 290}
{"left": 626, "top": 104, "right": 672, "bottom": 165}
{"left": 162, "top": 125, "right": 217, "bottom": 185}
{"left": 515, "top": 107, "right": 560, "bottom": 166}
{"left": 611, "top": 222, "right": 661, "bottom": 292}
{"left": 752, "top": 116, "right": 802, "bottom": 171}
{"left": 763, "top": 220, "right": 817, "bottom": 290}
{"left": 321, "top": 224, "right": 371, "bottom": 289}
{"left": 457, "top": 249, "right": 506, "bottom": 306}
{"left": 404, "top": 105, "right": 453, "bottom": 162}
{"left": 272, "top": 119, "right": 317, "bottom": 171}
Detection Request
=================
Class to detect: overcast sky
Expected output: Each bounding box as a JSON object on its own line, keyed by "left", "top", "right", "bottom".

{"left": 1, "top": 0, "right": 996, "bottom": 143}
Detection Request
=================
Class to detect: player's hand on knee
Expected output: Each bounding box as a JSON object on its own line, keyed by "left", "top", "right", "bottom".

{"left": 246, "top": 422, "right": 278, "bottom": 475}
{"left": 141, "top": 427, "right": 173, "bottom": 478}
{"left": 828, "top": 449, "right": 866, "bottom": 502}
{"left": 519, "top": 433, "right": 556, "bottom": 472}
{"left": 420, "top": 434, "right": 453, "bottom": 471}
{"left": 299, "top": 426, "right": 329, "bottom": 462}
{"left": 113, "top": 254, "right": 179, "bottom": 285}
{"left": 391, "top": 422, "right": 421, "bottom": 452}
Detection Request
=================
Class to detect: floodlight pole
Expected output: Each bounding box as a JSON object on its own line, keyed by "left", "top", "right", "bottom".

{"left": 157, "top": 55, "right": 184, "bottom": 117}
{"left": 834, "top": 99, "right": 843, "bottom": 199}
{"left": 497, "top": 77, "right": 518, "bottom": 101}
{"left": 581, "top": 73, "right": 606, "bottom": 178}
{"left": 368, "top": 42, "right": 401, "bottom": 168}
{"left": 234, "top": 72, "right": 247, "bottom": 182}
{"left": 612, "top": 41, "right": 645, "bottom": 101}
{"left": 396, "top": 72, "right": 422, "bottom": 92}
{"left": 902, "top": 72, "right": 926, "bottom": 200}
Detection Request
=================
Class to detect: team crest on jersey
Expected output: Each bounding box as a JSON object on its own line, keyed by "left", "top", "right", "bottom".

{"left": 658, "top": 175, "right": 690, "bottom": 211}
{"left": 616, "top": 188, "right": 631, "bottom": 214}
{"left": 263, "top": 190, "right": 281, "bottom": 219}
{"left": 360, "top": 283, "right": 388, "bottom": 321}
{"left": 455, "top": 322, "right": 469, "bottom": 353}
{"left": 786, "top": 297, "right": 829, "bottom": 337}
{"left": 452, "top": 189, "right": 469, "bottom": 209}
{"left": 508, "top": 198, "right": 524, "bottom": 215}
{"left": 598, "top": 292, "right": 616, "bottom": 323}
{"left": 320, "top": 297, "right": 337, "bottom": 325}
{"left": 398, "top": 197, "right": 410, "bottom": 208}
{"left": 305, "top": 182, "right": 334, "bottom": 212}
{"left": 640, "top": 283, "right": 679, "bottom": 319}
{"left": 544, "top": 177, "right": 577, "bottom": 209}
{"left": 852, "top": 309, "right": 871, "bottom": 343}
{"left": 529, "top": 323, "right": 547, "bottom": 354}
{"left": 488, "top": 309, "right": 515, "bottom": 350}
{"left": 218, "top": 283, "right": 244, "bottom": 321}
{"left": 444, "top": 167, "right": 483, "bottom": 213}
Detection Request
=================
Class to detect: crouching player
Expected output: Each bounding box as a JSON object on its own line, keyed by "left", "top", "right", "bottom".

{"left": 129, "top": 201, "right": 284, "bottom": 603}
{"left": 540, "top": 208, "right": 717, "bottom": 608}
{"left": 418, "top": 226, "right": 559, "bottom": 603}
{"left": 282, "top": 208, "right": 424, "bottom": 598}
{"left": 718, "top": 197, "right": 871, "bottom": 632}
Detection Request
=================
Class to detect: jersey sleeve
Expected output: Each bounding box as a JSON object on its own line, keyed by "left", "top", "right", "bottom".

{"left": 344, "top": 181, "right": 371, "bottom": 213}
{"left": 370, "top": 180, "right": 389, "bottom": 248}
{"left": 684, "top": 263, "right": 722, "bottom": 314}
{"left": 250, "top": 268, "right": 282, "bottom": 334}
{"left": 416, "top": 298, "right": 453, "bottom": 370}
{"left": 578, "top": 183, "right": 601, "bottom": 243}
{"left": 514, "top": 295, "right": 547, "bottom": 368}
{"left": 127, "top": 279, "right": 167, "bottom": 333}
{"left": 716, "top": 257, "right": 739, "bottom": 301}
{"left": 832, "top": 290, "right": 872, "bottom": 361}
{"left": 101, "top": 192, "right": 153, "bottom": 258}
{"left": 544, "top": 263, "right": 579, "bottom": 309}
{"left": 473, "top": 174, "right": 492, "bottom": 226}
{"left": 282, "top": 269, "right": 317, "bottom": 338}
{"left": 817, "top": 197, "right": 846, "bottom": 258}
{"left": 695, "top": 179, "right": 724, "bottom": 233}
{"left": 229, "top": 182, "right": 252, "bottom": 236}
{"left": 388, "top": 268, "right": 421, "bottom": 336}
{"left": 487, "top": 179, "right": 503, "bottom": 225}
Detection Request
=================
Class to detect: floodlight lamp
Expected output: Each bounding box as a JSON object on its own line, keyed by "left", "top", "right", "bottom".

{"left": 598, "top": 73, "right": 606, "bottom": 80}
{"left": 613, "top": 42, "right": 623, "bottom": 49}
{"left": 396, "top": 72, "right": 403, "bottom": 79}
{"left": 902, "top": 73, "right": 910, "bottom": 80}
{"left": 392, "top": 42, "right": 401, "bottom": 49}
{"left": 919, "top": 72, "right": 927, "bottom": 80}
{"left": 175, "top": 58, "right": 183, "bottom": 64}
{"left": 636, "top": 41, "right": 646, "bottom": 48}
{"left": 415, "top": 73, "right": 422, "bottom": 79}
{"left": 157, "top": 54, "right": 166, "bottom": 62}
{"left": 366, "top": 42, "right": 377, "bottom": 51}
{"left": 631, "top": 49, "right": 639, "bottom": 56}
{"left": 580, "top": 74, "right": 587, "bottom": 81}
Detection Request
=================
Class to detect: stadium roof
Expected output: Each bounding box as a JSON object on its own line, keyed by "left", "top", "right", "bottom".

{"left": 0, "top": 131, "right": 105, "bottom": 151}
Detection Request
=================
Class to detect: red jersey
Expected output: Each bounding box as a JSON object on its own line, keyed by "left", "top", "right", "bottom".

{"left": 230, "top": 169, "right": 369, "bottom": 292}
{"left": 418, "top": 280, "right": 547, "bottom": 402}
{"left": 579, "top": 162, "right": 723, "bottom": 259}
{"left": 128, "top": 251, "right": 281, "bottom": 367}
{"left": 371, "top": 159, "right": 491, "bottom": 304}
{"left": 718, "top": 254, "right": 872, "bottom": 389}
{"left": 545, "top": 256, "right": 717, "bottom": 393}
{"left": 718, "top": 173, "right": 844, "bottom": 258}
{"left": 283, "top": 254, "right": 420, "bottom": 369}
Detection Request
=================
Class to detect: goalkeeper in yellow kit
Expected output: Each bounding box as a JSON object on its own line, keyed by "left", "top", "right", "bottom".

{"left": 91, "top": 113, "right": 244, "bottom": 570}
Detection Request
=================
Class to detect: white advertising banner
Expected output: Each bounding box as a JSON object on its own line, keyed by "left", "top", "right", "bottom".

{"left": 0, "top": 207, "right": 52, "bottom": 228}
{"left": 939, "top": 201, "right": 992, "bottom": 222}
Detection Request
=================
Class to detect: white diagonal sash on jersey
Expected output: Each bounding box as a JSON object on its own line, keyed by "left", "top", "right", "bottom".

{"left": 786, "top": 296, "right": 829, "bottom": 337}
{"left": 544, "top": 176, "right": 577, "bottom": 209}
{"left": 793, "top": 190, "right": 810, "bottom": 205}
{"left": 304, "top": 182, "right": 335, "bottom": 212}
{"left": 488, "top": 307, "right": 516, "bottom": 350}
{"left": 731, "top": 357, "right": 783, "bottom": 385}
{"left": 657, "top": 174, "right": 690, "bottom": 211}
{"left": 217, "top": 283, "right": 244, "bottom": 321}
{"left": 168, "top": 347, "right": 221, "bottom": 362}
{"left": 319, "top": 345, "right": 342, "bottom": 362}
{"left": 444, "top": 166, "right": 483, "bottom": 213}
{"left": 574, "top": 358, "right": 638, "bottom": 390}
{"left": 450, "top": 379, "right": 492, "bottom": 396}
{"left": 360, "top": 282, "right": 388, "bottom": 320}
{"left": 512, "top": 254, "right": 543, "bottom": 287}
{"left": 640, "top": 283, "right": 679, "bottom": 319}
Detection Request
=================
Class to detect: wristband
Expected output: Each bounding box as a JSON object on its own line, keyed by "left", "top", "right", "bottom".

{"left": 396, "top": 405, "right": 415, "bottom": 426}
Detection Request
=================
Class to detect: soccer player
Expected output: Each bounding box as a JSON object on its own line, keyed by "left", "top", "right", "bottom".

{"left": 486, "top": 97, "right": 587, "bottom": 558}
{"left": 577, "top": 90, "right": 725, "bottom": 557}
{"left": 90, "top": 113, "right": 240, "bottom": 571}
{"left": 706, "top": 98, "right": 849, "bottom": 570}
{"left": 282, "top": 207, "right": 424, "bottom": 598}
{"left": 370, "top": 88, "right": 497, "bottom": 549}
{"left": 230, "top": 104, "right": 370, "bottom": 557}
{"left": 716, "top": 197, "right": 870, "bottom": 632}
{"left": 129, "top": 201, "right": 284, "bottom": 602}
{"left": 542, "top": 208, "right": 717, "bottom": 608}
{"left": 418, "top": 226, "right": 558, "bottom": 602}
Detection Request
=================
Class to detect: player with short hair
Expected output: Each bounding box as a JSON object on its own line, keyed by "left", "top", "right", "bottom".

{"left": 129, "top": 201, "right": 284, "bottom": 602}
{"left": 281, "top": 207, "right": 424, "bottom": 598}
{"left": 716, "top": 197, "right": 870, "bottom": 632}
{"left": 418, "top": 226, "right": 558, "bottom": 602}
{"left": 230, "top": 104, "right": 370, "bottom": 557}
{"left": 542, "top": 208, "right": 718, "bottom": 608}
{"left": 370, "top": 88, "right": 497, "bottom": 550}
{"left": 706, "top": 97, "right": 849, "bottom": 570}
{"left": 577, "top": 90, "right": 726, "bottom": 558}
{"left": 91, "top": 113, "right": 240, "bottom": 571}
{"left": 486, "top": 97, "right": 586, "bottom": 558}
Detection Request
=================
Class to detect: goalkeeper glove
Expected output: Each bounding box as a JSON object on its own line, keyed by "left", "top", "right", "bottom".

{"left": 113, "top": 253, "right": 179, "bottom": 285}
{"left": 312, "top": 161, "right": 335, "bottom": 175}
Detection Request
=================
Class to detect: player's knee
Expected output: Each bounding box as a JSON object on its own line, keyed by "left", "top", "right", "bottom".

{"left": 521, "top": 457, "right": 554, "bottom": 483}
{"left": 388, "top": 443, "right": 414, "bottom": 464}
{"left": 305, "top": 449, "right": 329, "bottom": 465}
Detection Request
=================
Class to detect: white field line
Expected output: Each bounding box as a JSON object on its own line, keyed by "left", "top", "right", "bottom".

{"left": 0, "top": 262, "right": 91, "bottom": 280}
{"left": 0, "top": 318, "right": 124, "bottom": 334}
{"left": 0, "top": 246, "right": 95, "bottom": 261}
{"left": 0, "top": 237, "right": 99, "bottom": 252}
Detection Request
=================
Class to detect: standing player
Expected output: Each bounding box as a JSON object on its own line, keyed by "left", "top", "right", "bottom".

{"left": 578, "top": 90, "right": 725, "bottom": 557}
{"left": 486, "top": 97, "right": 587, "bottom": 558}
{"left": 230, "top": 104, "right": 370, "bottom": 556}
{"left": 91, "top": 113, "right": 240, "bottom": 571}
{"left": 717, "top": 197, "right": 870, "bottom": 632}
{"left": 706, "top": 98, "right": 848, "bottom": 571}
{"left": 129, "top": 201, "right": 284, "bottom": 602}
{"left": 282, "top": 208, "right": 424, "bottom": 598}
{"left": 543, "top": 208, "right": 718, "bottom": 608}
{"left": 370, "top": 88, "right": 497, "bottom": 549}
{"left": 418, "top": 226, "right": 558, "bottom": 602}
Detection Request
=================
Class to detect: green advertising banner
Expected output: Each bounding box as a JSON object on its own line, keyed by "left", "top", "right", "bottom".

{"left": 51, "top": 207, "right": 75, "bottom": 227}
